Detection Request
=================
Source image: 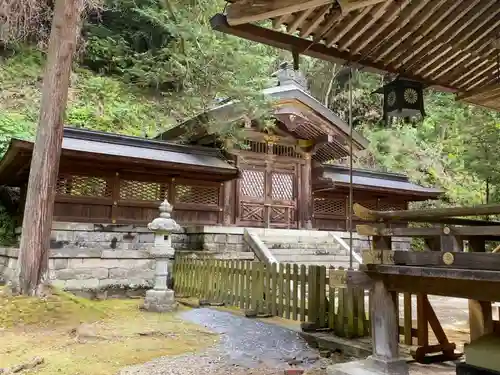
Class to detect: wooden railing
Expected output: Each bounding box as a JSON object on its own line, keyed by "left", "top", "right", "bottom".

{"left": 175, "top": 256, "right": 420, "bottom": 340}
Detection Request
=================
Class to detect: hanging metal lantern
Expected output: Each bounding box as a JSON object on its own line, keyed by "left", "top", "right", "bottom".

{"left": 374, "top": 78, "right": 425, "bottom": 121}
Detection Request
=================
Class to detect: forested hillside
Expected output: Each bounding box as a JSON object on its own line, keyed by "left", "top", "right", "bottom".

{"left": 1, "top": 0, "right": 500, "bottom": 211}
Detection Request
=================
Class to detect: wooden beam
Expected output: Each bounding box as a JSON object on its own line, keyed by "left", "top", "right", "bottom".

{"left": 364, "top": 250, "right": 500, "bottom": 272}
{"left": 357, "top": 224, "right": 500, "bottom": 238}
{"left": 363, "top": 267, "right": 500, "bottom": 301}
{"left": 210, "top": 13, "right": 455, "bottom": 92}
{"left": 226, "top": 0, "right": 334, "bottom": 26}
{"left": 354, "top": 202, "right": 500, "bottom": 221}
{"left": 337, "top": 0, "right": 388, "bottom": 14}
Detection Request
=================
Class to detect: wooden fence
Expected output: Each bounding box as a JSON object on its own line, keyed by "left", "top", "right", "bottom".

{"left": 173, "top": 256, "right": 416, "bottom": 342}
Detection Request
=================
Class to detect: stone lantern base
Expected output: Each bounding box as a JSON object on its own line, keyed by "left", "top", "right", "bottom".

{"left": 143, "top": 289, "right": 177, "bottom": 312}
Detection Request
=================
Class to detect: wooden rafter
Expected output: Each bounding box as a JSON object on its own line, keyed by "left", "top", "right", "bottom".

{"left": 226, "top": 0, "right": 334, "bottom": 26}
{"left": 213, "top": 0, "right": 500, "bottom": 111}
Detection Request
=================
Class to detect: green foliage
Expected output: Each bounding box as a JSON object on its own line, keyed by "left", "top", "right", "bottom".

{"left": 0, "top": 205, "right": 17, "bottom": 246}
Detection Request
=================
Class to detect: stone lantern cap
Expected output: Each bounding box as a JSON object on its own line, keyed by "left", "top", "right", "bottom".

{"left": 147, "top": 199, "right": 181, "bottom": 234}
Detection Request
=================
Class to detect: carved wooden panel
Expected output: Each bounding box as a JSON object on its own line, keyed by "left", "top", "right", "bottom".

{"left": 271, "top": 172, "right": 294, "bottom": 201}
{"left": 240, "top": 202, "right": 265, "bottom": 222}
{"left": 270, "top": 206, "right": 294, "bottom": 224}
{"left": 56, "top": 175, "right": 111, "bottom": 198}
{"left": 241, "top": 169, "right": 265, "bottom": 198}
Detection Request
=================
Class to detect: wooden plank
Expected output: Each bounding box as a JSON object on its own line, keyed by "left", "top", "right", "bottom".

{"left": 346, "top": 287, "right": 355, "bottom": 337}
{"left": 285, "top": 263, "right": 291, "bottom": 319}
{"left": 308, "top": 265, "right": 317, "bottom": 324}
{"left": 356, "top": 288, "right": 365, "bottom": 337}
{"left": 328, "top": 281, "right": 336, "bottom": 330}
{"left": 226, "top": 0, "right": 334, "bottom": 26}
{"left": 335, "top": 283, "right": 345, "bottom": 336}
{"left": 278, "top": 263, "right": 285, "bottom": 317}
{"left": 300, "top": 264, "right": 306, "bottom": 322}
{"left": 318, "top": 266, "right": 327, "bottom": 328}
{"left": 266, "top": 263, "right": 272, "bottom": 314}
{"left": 251, "top": 262, "right": 258, "bottom": 311}
{"left": 257, "top": 262, "right": 265, "bottom": 314}
{"left": 292, "top": 264, "right": 299, "bottom": 320}
{"left": 404, "top": 293, "right": 413, "bottom": 345}
{"left": 271, "top": 262, "right": 278, "bottom": 316}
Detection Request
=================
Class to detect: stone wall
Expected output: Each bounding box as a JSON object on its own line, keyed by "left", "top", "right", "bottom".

{"left": 0, "top": 247, "right": 155, "bottom": 296}
{"left": 1, "top": 222, "right": 411, "bottom": 294}
{"left": 0, "top": 223, "right": 254, "bottom": 294}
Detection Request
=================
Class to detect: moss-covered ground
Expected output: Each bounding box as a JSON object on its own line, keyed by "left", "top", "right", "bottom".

{"left": 0, "top": 287, "right": 218, "bottom": 374}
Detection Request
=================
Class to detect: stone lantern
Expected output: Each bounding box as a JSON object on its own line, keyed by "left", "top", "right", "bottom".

{"left": 143, "top": 199, "right": 181, "bottom": 312}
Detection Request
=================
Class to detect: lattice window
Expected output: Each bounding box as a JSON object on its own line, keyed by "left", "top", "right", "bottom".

{"left": 378, "top": 200, "right": 406, "bottom": 211}
{"left": 314, "top": 197, "right": 346, "bottom": 215}
{"left": 120, "top": 180, "right": 166, "bottom": 201}
{"left": 56, "top": 175, "right": 111, "bottom": 198}
{"left": 241, "top": 169, "right": 265, "bottom": 198}
{"left": 271, "top": 172, "right": 294, "bottom": 201}
{"left": 175, "top": 184, "right": 219, "bottom": 205}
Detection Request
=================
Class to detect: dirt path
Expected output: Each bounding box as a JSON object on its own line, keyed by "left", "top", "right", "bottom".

{"left": 119, "top": 308, "right": 344, "bottom": 375}
{"left": 120, "top": 295, "right": 479, "bottom": 375}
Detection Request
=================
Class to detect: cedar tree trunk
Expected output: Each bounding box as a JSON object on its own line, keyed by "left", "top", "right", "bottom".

{"left": 16, "top": 0, "right": 84, "bottom": 295}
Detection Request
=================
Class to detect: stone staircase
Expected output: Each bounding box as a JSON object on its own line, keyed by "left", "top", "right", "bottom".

{"left": 245, "top": 228, "right": 360, "bottom": 269}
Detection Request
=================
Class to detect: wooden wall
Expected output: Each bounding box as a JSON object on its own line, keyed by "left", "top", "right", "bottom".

{"left": 53, "top": 171, "right": 224, "bottom": 225}
{"left": 312, "top": 191, "right": 408, "bottom": 230}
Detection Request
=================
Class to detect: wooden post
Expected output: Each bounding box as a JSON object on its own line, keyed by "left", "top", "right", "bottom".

{"left": 468, "top": 237, "right": 494, "bottom": 342}
{"left": 301, "top": 152, "right": 312, "bottom": 229}
{"left": 370, "top": 280, "right": 400, "bottom": 360}
{"left": 16, "top": 0, "right": 84, "bottom": 295}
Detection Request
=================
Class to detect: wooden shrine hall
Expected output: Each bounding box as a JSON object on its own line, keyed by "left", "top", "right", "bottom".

{"left": 0, "top": 65, "right": 439, "bottom": 230}
{"left": 208, "top": 1, "right": 500, "bottom": 375}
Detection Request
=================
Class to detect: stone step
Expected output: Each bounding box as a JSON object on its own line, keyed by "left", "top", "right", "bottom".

{"left": 273, "top": 254, "right": 348, "bottom": 263}
{"left": 261, "top": 235, "right": 340, "bottom": 244}
{"left": 264, "top": 242, "right": 343, "bottom": 250}
{"left": 269, "top": 248, "right": 346, "bottom": 256}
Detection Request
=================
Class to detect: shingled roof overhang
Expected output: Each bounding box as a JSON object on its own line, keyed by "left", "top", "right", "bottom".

{"left": 318, "top": 165, "right": 443, "bottom": 199}
{"left": 0, "top": 127, "right": 238, "bottom": 186}
{"left": 211, "top": 0, "right": 500, "bottom": 111}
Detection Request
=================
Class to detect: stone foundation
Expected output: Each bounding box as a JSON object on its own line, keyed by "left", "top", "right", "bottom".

{"left": 0, "top": 247, "right": 155, "bottom": 296}
{"left": 184, "top": 226, "right": 248, "bottom": 253}
{"left": 1, "top": 223, "right": 410, "bottom": 293}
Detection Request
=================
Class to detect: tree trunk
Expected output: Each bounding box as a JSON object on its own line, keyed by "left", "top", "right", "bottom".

{"left": 16, "top": 0, "right": 84, "bottom": 295}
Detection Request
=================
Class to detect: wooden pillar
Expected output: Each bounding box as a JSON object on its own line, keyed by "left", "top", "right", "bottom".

{"left": 301, "top": 152, "right": 312, "bottom": 229}
{"left": 371, "top": 280, "right": 400, "bottom": 360}
{"left": 222, "top": 180, "right": 233, "bottom": 226}
{"left": 16, "top": 0, "right": 84, "bottom": 295}
{"left": 468, "top": 237, "right": 494, "bottom": 342}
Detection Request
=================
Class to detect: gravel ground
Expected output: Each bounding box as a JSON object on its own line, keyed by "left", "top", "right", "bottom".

{"left": 119, "top": 308, "right": 343, "bottom": 375}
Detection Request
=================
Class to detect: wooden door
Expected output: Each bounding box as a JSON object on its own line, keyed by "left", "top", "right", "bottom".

{"left": 237, "top": 161, "right": 298, "bottom": 228}
{"left": 237, "top": 163, "right": 266, "bottom": 226}
{"left": 267, "top": 165, "right": 297, "bottom": 228}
